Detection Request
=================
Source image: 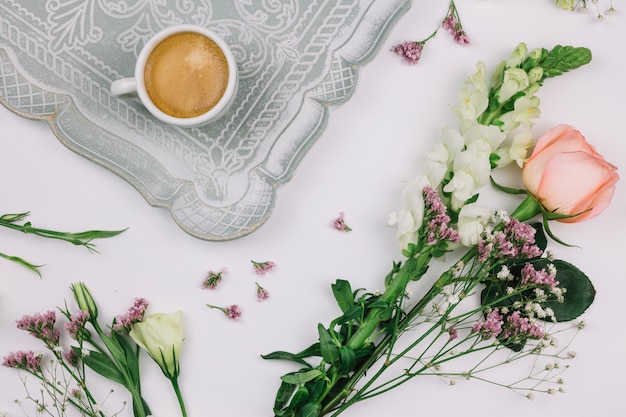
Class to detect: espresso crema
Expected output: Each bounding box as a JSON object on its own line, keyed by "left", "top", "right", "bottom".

{"left": 144, "top": 32, "right": 230, "bottom": 118}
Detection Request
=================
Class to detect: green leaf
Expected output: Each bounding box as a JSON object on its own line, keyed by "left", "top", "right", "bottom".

{"left": 274, "top": 381, "right": 299, "bottom": 416}
{"left": 540, "top": 259, "right": 596, "bottom": 321}
{"left": 112, "top": 331, "right": 140, "bottom": 384}
{"left": 539, "top": 45, "right": 592, "bottom": 80}
{"left": 295, "top": 402, "right": 321, "bottom": 417}
{"left": 331, "top": 280, "right": 354, "bottom": 313}
{"left": 80, "top": 348, "right": 126, "bottom": 386}
{"left": 318, "top": 324, "right": 340, "bottom": 367}
{"left": 280, "top": 369, "right": 324, "bottom": 385}
{"left": 262, "top": 350, "right": 315, "bottom": 368}
{"left": 337, "top": 346, "right": 356, "bottom": 374}
{"left": 0, "top": 251, "right": 44, "bottom": 277}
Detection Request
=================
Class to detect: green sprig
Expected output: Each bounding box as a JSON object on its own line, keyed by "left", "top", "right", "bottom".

{"left": 0, "top": 211, "right": 126, "bottom": 276}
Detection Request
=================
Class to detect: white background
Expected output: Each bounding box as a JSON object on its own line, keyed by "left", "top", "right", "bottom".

{"left": 1, "top": 1, "right": 624, "bottom": 416}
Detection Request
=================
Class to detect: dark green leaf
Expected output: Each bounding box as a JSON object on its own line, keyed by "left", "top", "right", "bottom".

{"left": 262, "top": 350, "right": 315, "bottom": 368}
{"left": 530, "top": 222, "right": 547, "bottom": 253}
{"left": 295, "top": 402, "right": 321, "bottom": 417}
{"left": 81, "top": 349, "right": 126, "bottom": 386}
{"left": 280, "top": 369, "right": 324, "bottom": 385}
{"left": 540, "top": 259, "right": 595, "bottom": 321}
{"left": 0, "top": 252, "right": 44, "bottom": 277}
{"left": 331, "top": 280, "right": 354, "bottom": 313}
{"left": 337, "top": 346, "right": 357, "bottom": 374}
{"left": 274, "top": 381, "right": 299, "bottom": 416}
{"left": 318, "top": 324, "right": 340, "bottom": 367}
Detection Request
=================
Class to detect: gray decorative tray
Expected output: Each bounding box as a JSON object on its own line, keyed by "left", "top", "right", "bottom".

{"left": 0, "top": 0, "right": 410, "bottom": 240}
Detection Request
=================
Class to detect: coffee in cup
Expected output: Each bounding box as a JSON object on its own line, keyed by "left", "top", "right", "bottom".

{"left": 110, "top": 25, "right": 237, "bottom": 128}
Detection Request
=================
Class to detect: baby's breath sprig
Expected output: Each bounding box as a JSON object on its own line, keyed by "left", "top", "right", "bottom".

{"left": 0, "top": 211, "right": 125, "bottom": 276}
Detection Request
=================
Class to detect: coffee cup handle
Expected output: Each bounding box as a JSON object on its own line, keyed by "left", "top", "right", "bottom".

{"left": 110, "top": 78, "right": 137, "bottom": 96}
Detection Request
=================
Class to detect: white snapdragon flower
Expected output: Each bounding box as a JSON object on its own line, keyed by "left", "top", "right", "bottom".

{"left": 499, "top": 95, "right": 541, "bottom": 133}
{"left": 423, "top": 127, "right": 464, "bottom": 186}
{"left": 457, "top": 203, "right": 492, "bottom": 246}
{"left": 498, "top": 68, "right": 530, "bottom": 103}
{"left": 389, "top": 175, "right": 431, "bottom": 250}
{"left": 444, "top": 139, "right": 491, "bottom": 210}
{"left": 505, "top": 43, "right": 527, "bottom": 68}
{"left": 453, "top": 62, "right": 489, "bottom": 132}
{"left": 462, "top": 124, "right": 506, "bottom": 151}
{"left": 494, "top": 130, "right": 535, "bottom": 167}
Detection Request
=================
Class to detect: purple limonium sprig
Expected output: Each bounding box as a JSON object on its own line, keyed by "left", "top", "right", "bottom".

{"left": 251, "top": 260, "right": 276, "bottom": 276}
{"left": 202, "top": 267, "right": 228, "bottom": 289}
{"left": 64, "top": 310, "right": 90, "bottom": 341}
{"left": 332, "top": 212, "right": 352, "bottom": 232}
{"left": 472, "top": 308, "right": 545, "bottom": 343}
{"left": 392, "top": 0, "right": 469, "bottom": 65}
{"left": 2, "top": 350, "right": 43, "bottom": 372}
{"left": 206, "top": 304, "right": 242, "bottom": 320}
{"left": 16, "top": 311, "right": 60, "bottom": 348}
{"left": 521, "top": 263, "right": 559, "bottom": 289}
{"left": 112, "top": 298, "right": 149, "bottom": 332}
{"left": 256, "top": 282, "right": 270, "bottom": 301}
{"left": 478, "top": 218, "right": 542, "bottom": 262}
{"left": 441, "top": 0, "right": 471, "bottom": 46}
{"left": 392, "top": 41, "right": 426, "bottom": 65}
{"left": 423, "top": 186, "right": 460, "bottom": 245}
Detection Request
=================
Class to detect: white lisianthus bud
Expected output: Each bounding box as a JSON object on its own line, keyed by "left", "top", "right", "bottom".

{"left": 130, "top": 311, "right": 184, "bottom": 380}
{"left": 457, "top": 203, "right": 492, "bottom": 246}
{"left": 498, "top": 68, "right": 530, "bottom": 103}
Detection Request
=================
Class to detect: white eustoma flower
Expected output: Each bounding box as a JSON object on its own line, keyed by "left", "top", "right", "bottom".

{"left": 457, "top": 203, "right": 492, "bottom": 246}
{"left": 389, "top": 175, "right": 430, "bottom": 251}
{"left": 498, "top": 68, "right": 530, "bottom": 103}
{"left": 130, "top": 311, "right": 184, "bottom": 380}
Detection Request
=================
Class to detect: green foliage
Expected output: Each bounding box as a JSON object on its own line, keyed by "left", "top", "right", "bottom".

{"left": 537, "top": 45, "right": 592, "bottom": 80}
{"left": 0, "top": 211, "right": 125, "bottom": 276}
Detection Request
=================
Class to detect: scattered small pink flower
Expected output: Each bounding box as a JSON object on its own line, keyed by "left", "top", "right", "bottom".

{"left": 251, "top": 260, "right": 276, "bottom": 275}
{"left": 202, "top": 267, "right": 228, "bottom": 289}
{"left": 256, "top": 282, "right": 270, "bottom": 301}
{"left": 2, "top": 350, "right": 43, "bottom": 372}
{"left": 332, "top": 212, "right": 352, "bottom": 232}
{"left": 206, "top": 304, "right": 242, "bottom": 320}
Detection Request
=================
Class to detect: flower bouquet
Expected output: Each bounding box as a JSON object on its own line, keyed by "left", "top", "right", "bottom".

{"left": 263, "top": 43, "right": 618, "bottom": 417}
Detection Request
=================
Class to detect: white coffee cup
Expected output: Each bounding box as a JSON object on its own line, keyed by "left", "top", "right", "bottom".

{"left": 110, "top": 24, "right": 237, "bottom": 128}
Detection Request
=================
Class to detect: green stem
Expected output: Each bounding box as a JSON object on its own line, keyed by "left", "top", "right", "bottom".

{"left": 171, "top": 377, "right": 188, "bottom": 417}
{"left": 510, "top": 194, "right": 542, "bottom": 222}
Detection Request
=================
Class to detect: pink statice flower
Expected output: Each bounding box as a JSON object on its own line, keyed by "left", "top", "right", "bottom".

{"left": 251, "top": 260, "right": 276, "bottom": 276}
{"left": 256, "top": 282, "right": 270, "bottom": 301}
{"left": 520, "top": 263, "right": 559, "bottom": 290}
{"left": 206, "top": 304, "right": 242, "bottom": 321}
{"left": 392, "top": 41, "right": 425, "bottom": 65}
{"left": 16, "top": 311, "right": 60, "bottom": 348}
{"left": 472, "top": 308, "right": 504, "bottom": 339}
{"left": 501, "top": 311, "right": 545, "bottom": 341}
{"left": 332, "top": 212, "right": 352, "bottom": 232}
{"left": 423, "top": 186, "right": 460, "bottom": 245}
{"left": 113, "top": 298, "right": 149, "bottom": 332}
{"left": 64, "top": 310, "right": 90, "bottom": 341}
{"left": 478, "top": 218, "right": 542, "bottom": 262}
{"left": 442, "top": 1, "right": 471, "bottom": 46}
{"left": 202, "top": 267, "right": 228, "bottom": 289}
{"left": 2, "top": 350, "right": 43, "bottom": 372}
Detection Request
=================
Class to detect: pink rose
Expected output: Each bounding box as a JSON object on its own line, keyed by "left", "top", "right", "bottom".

{"left": 522, "top": 124, "right": 619, "bottom": 223}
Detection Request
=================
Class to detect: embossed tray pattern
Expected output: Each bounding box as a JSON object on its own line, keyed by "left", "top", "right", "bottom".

{"left": 0, "top": 0, "right": 410, "bottom": 240}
